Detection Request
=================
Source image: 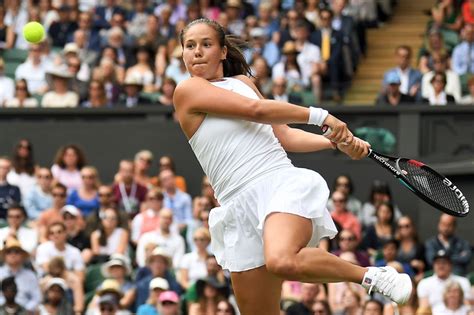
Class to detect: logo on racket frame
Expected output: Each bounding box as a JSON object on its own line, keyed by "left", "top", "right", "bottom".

{"left": 371, "top": 152, "right": 401, "bottom": 177}
{"left": 443, "top": 178, "right": 470, "bottom": 213}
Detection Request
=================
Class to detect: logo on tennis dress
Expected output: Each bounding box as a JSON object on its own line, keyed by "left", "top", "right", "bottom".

{"left": 443, "top": 178, "right": 470, "bottom": 213}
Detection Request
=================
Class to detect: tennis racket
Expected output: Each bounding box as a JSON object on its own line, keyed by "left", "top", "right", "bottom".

{"left": 322, "top": 126, "right": 470, "bottom": 217}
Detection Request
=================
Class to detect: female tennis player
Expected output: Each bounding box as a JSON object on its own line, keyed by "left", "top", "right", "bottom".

{"left": 173, "top": 18, "right": 412, "bottom": 315}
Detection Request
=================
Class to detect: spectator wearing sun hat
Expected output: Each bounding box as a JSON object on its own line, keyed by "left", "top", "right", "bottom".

{"left": 0, "top": 239, "right": 41, "bottom": 312}
{"left": 41, "top": 66, "right": 79, "bottom": 108}
{"left": 38, "top": 277, "right": 74, "bottom": 315}
{"left": 136, "top": 277, "right": 170, "bottom": 315}
{"left": 86, "top": 279, "right": 132, "bottom": 315}
{"left": 100, "top": 254, "right": 136, "bottom": 310}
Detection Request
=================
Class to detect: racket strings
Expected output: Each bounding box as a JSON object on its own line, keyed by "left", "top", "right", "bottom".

{"left": 398, "top": 160, "right": 465, "bottom": 214}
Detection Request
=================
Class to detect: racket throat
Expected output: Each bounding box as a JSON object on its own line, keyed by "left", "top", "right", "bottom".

{"left": 370, "top": 151, "right": 401, "bottom": 177}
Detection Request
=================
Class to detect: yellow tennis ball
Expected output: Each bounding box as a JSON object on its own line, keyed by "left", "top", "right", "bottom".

{"left": 23, "top": 21, "right": 45, "bottom": 44}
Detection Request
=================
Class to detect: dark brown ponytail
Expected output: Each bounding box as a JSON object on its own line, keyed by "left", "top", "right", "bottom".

{"left": 180, "top": 18, "right": 252, "bottom": 77}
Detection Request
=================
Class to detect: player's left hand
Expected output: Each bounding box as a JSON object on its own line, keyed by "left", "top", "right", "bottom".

{"left": 337, "top": 137, "right": 371, "bottom": 160}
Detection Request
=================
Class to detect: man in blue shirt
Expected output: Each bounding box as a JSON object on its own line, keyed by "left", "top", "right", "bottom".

{"left": 452, "top": 24, "right": 474, "bottom": 76}
{"left": 160, "top": 169, "right": 192, "bottom": 234}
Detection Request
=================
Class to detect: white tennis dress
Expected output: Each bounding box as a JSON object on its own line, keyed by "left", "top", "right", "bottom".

{"left": 189, "top": 77, "right": 338, "bottom": 272}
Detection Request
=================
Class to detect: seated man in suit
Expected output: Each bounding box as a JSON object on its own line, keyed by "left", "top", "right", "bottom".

{"left": 117, "top": 77, "right": 152, "bottom": 107}
{"left": 382, "top": 45, "right": 422, "bottom": 100}
{"left": 309, "top": 8, "right": 345, "bottom": 102}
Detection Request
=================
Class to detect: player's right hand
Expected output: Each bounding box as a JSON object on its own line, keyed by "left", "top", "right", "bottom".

{"left": 337, "top": 137, "right": 371, "bottom": 160}
{"left": 322, "top": 114, "right": 353, "bottom": 145}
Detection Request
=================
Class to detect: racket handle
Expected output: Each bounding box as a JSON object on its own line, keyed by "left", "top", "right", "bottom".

{"left": 321, "top": 125, "right": 331, "bottom": 136}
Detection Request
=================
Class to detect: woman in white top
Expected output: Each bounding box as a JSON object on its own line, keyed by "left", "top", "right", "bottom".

{"left": 4, "top": 79, "right": 39, "bottom": 108}
{"left": 433, "top": 280, "right": 470, "bottom": 315}
{"left": 125, "top": 45, "right": 155, "bottom": 93}
{"left": 41, "top": 68, "right": 79, "bottom": 108}
{"left": 7, "top": 139, "right": 37, "bottom": 199}
{"left": 51, "top": 144, "right": 86, "bottom": 192}
{"left": 178, "top": 227, "right": 210, "bottom": 290}
{"left": 90, "top": 208, "right": 129, "bottom": 259}
{"left": 173, "top": 18, "right": 412, "bottom": 314}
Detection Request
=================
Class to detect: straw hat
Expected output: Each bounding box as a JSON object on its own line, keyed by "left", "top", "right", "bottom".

{"left": 0, "top": 238, "right": 28, "bottom": 258}
{"left": 147, "top": 247, "right": 172, "bottom": 266}
{"left": 123, "top": 76, "right": 144, "bottom": 88}
{"left": 226, "top": 0, "right": 242, "bottom": 8}
{"left": 282, "top": 41, "right": 298, "bottom": 55}
{"left": 96, "top": 279, "right": 123, "bottom": 298}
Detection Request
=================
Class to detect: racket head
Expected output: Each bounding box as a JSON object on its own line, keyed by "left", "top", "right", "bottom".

{"left": 395, "top": 159, "right": 470, "bottom": 217}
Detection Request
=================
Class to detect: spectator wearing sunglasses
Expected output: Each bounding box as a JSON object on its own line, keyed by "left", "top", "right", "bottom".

{"left": 327, "top": 175, "right": 361, "bottom": 216}
{"left": 0, "top": 204, "right": 38, "bottom": 254}
{"left": 4, "top": 79, "right": 39, "bottom": 108}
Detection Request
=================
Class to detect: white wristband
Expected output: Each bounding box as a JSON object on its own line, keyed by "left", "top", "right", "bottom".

{"left": 308, "top": 107, "right": 329, "bottom": 127}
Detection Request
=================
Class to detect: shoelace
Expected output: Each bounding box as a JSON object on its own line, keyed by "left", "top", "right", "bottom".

{"left": 368, "top": 267, "right": 397, "bottom": 297}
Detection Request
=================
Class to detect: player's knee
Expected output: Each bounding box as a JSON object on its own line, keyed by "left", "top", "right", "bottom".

{"left": 265, "top": 254, "right": 298, "bottom": 278}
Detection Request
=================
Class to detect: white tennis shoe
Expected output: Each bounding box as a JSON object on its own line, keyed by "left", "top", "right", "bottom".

{"left": 361, "top": 266, "right": 412, "bottom": 304}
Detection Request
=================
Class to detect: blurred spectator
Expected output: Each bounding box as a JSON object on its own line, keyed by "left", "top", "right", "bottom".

{"left": 24, "top": 167, "right": 53, "bottom": 220}
{"left": 188, "top": 276, "right": 230, "bottom": 315}
{"left": 62, "top": 205, "right": 91, "bottom": 263}
{"left": 417, "top": 249, "right": 471, "bottom": 310}
{"left": 4, "top": 79, "right": 39, "bottom": 108}
{"left": 92, "top": 57, "right": 123, "bottom": 105}
{"left": 336, "top": 287, "right": 363, "bottom": 315}
{"left": 41, "top": 67, "right": 79, "bottom": 108}
{"left": 73, "top": 11, "right": 101, "bottom": 52}
{"left": 158, "top": 77, "right": 177, "bottom": 108}
{"left": 327, "top": 175, "right": 362, "bottom": 215}
{"left": 201, "top": 176, "right": 218, "bottom": 208}
{"left": 113, "top": 160, "right": 148, "bottom": 216}
{"left": 292, "top": 19, "right": 325, "bottom": 103}
{"left": 38, "top": 0, "right": 59, "bottom": 33}
{"left": 118, "top": 77, "right": 151, "bottom": 107}
{"left": 132, "top": 188, "right": 163, "bottom": 244}
{"left": 90, "top": 207, "right": 129, "bottom": 262}
{"left": 37, "top": 183, "right": 68, "bottom": 242}
{"left": 0, "top": 204, "right": 37, "bottom": 254}
{"left": 0, "top": 58, "right": 14, "bottom": 106}
{"left": 462, "top": 0, "right": 474, "bottom": 24}
{"left": 0, "top": 7, "right": 9, "bottom": 50}
{"left": 382, "top": 45, "right": 422, "bottom": 100}
{"left": 376, "top": 72, "right": 415, "bottom": 106}
{"left": 36, "top": 221, "right": 85, "bottom": 280}
{"left": 15, "top": 44, "right": 50, "bottom": 95}
{"left": 178, "top": 227, "right": 210, "bottom": 290}
{"left": 216, "top": 300, "right": 236, "bottom": 315}
{"left": 0, "top": 276, "right": 27, "bottom": 314}
{"left": 359, "top": 180, "right": 401, "bottom": 228}
{"left": 430, "top": 0, "right": 462, "bottom": 50}
{"left": 165, "top": 46, "right": 191, "bottom": 85}
{"left": 423, "top": 72, "right": 456, "bottom": 105}
{"left": 361, "top": 201, "right": 396, "bottom": 257}
{"left": 330, "top": 191, "right": 361, "bottom": 241}
{"left": 199, "top": 0, "right": 221, "bottom": 20}
{"left": 102, "top": 26, "right": 129, "bottom": 67}
{"left": 452, "top": 24, "right": 474, "bottom": 76}
{"left": 67, "top": 166, "right": 100, "bottom": 217}
{"left": 432, "top": 280, "right": 470, "bottom": 315}
{"left": 138, "top": 15, "right": 167, "bottom": 54}
{"left": 310, "top": 8, "right": 345, "bottom": 102}
{"left": 269, "top": 76, "right": 303, "bottom": 104}
{"left": 225, "top": 0, "right": 245, "bottom": 36}
{"left": 154, "top": 155, "right": 187, "bottom": 194}
{"left": 286, "top": 283, "right": 321, "bottom": 315}
{"left": 38, "top": 277, "right": 74, "bottom": 314}
{"left": 72, "top": 29, "right": 99, "bottom": 66}
{"left": 64, "top": 44, "right": 91, "bottom": 90}
{"left": 250, "top": 56, "right": 272, "bottom": 97}
{"left": 0, "top": 157, "right": 21, "bottom": 220}
{"left": 332, "top": 229, "right": 370, "bottom": 267}
{"left": 272, "top": 41, "right": 305, "bottom": 93}
{"left": 155, "top": 0, "right": 187, "bottom": 27}
{"left": 312, "top": 300, "right": 332, "bottom": 315}
{"left": 245, "top": 27, "right": 280, "bottom": 67}
{"left": 418, "top": 29, "right": 450, "bottom": 74}
{"left": 136, "top": 277, "right": 169, "bottom": 315}
{"left": 375, "top": 239, "right": 415, "bottom": 277}
{"left": 361, "top": 299, "right": 383, "bottom": 315}
{"left": 94, "top": 0, "right": 127, "bottom": 30}
{"left": 126, "top": 45, "right": 155, "bottom": 93}
{"left": 133, "top": 150, "right": 154, "bottom": 188}
{"left": 160, "top": 169, "right": 192, "bottom": 234}
{"left": 186, "top": 197, "right": 211, "bottom": 251}
{"left": 7, "top": 139, "right": 36, "bottom": 199}
{"left": 135, "top": 247, "right": 181, "bottom": 308}
{"left": 82, "top": 80, "right": 111, "bottom": 108}
{"left": 98, "top": 254, "right": 136, "bottom": 310}
{"left": 136, "top": 208, "right": 185, "bottom": 268}
{"left": 0, "top": 238, "right": 41, "bottom": 312}
{"left": 422, "top": 53, "right": 461, "bottom": 102}
{"left": 396, "top": 216, "right": 426, "bottom": 281}
{"left": 85, "top": 184, "right": 128, "bottom": 239}
{"left": 304, "top": 0, "right": 321, "bottom": 28}
{"left": 87, "top": 279, "right": 132, "bottom": 315}
{"left": 4, "top": 0, "right": 29, "bottom": 50}
{"left": 48, "top": 5, "right": 78, "bottom": 48}
{"left": 425, "top": 214, "right": 472, "bottom": 275}
{"left": 51, "top": 144, "right": 87, "bottom": 192}
{"left": 460, "top": 76, "right": 474, "bottom": 104}
{"left": 127, "top": 0, "right": 151, "bottom": 39}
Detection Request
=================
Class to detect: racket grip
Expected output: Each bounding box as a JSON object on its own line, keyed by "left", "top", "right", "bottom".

{"left": 321, "top": 125, "right": 331, "bottom": 136}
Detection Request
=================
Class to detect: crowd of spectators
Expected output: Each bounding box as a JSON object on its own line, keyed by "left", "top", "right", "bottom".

{"left": 0, "top": 138, "right": 473, "bottom": 315}
{"left": 378, "top": 0, "right": 474, "bottom": 106}
{"left": 0, "top": 0, "right": 395, "bottom": 108}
